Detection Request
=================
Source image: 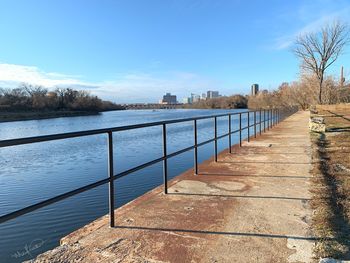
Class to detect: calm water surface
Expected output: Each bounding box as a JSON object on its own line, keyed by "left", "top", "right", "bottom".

{"left": 0, "top": 109, "right": 256, "bottom": 262}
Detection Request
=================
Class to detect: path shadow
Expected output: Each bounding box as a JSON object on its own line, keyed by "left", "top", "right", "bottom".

{"left": 327, "top": 127, "right": 350, "bottom": 132}
{"left": 217, "top": 161, "right": 310, "bottom": 164}
{"left": 198, "top": 172, "right": 311, "bottom": 179}
{"left": 240, "top": 145, "right": 311, "bottom": 148}
{"left": 228, "top": 152, "right": 310, "bottom": 155}
{"left": 327, "top": 110, "right": 350, "bottom": 122}
{"left": 168, "top": 192, "right": 310, "bottom": 201}
{"left": 114, "top": 225, "right": 322, "bottom": 241}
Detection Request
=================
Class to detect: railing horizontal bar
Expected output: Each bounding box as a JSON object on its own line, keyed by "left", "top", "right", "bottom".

{"left": 0, "top": 107, "right": 298, "bottom": 225}
{"left": 167, "top": 145, "right": 195, "bottom": 159}
{"left": 0, "top": 129, "right": 241, "bottom": 223}
{"left": 113, "top": 130, "right": 232, "bottom": 180}
{"left": 113, "top": 156, "right": 165, "bottom": 180}
{"left": 111, "top": 132, "right": 238, "bottom": 184}
{"left": 197, "top": 137, "right": 216, "bottom": 148}
{"left": 0, "top": 177, "right": 110, "bottom": 224}
{"left": 217, "top": 132, "right": 230, "bottom": 140}
{"left": 0, "top": 111, "right": 251, "bottom": 148}
{"left": 231, "top": 128, "right": 241, "bottom": 134}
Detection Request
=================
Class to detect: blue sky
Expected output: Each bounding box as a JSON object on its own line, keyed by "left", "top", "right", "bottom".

{"left": 0, "top": 0, "right": 350, "bottom": 103}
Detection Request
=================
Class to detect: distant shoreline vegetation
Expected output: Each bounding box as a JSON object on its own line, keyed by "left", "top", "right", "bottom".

{"left": 0, "top": 84, "right": 125, "bottom": 122}
{"left": 184, "top": 94, "right": 248, "bottom": 109}
{"left": 0, "top": 110, "right": 101, "bottom": 123}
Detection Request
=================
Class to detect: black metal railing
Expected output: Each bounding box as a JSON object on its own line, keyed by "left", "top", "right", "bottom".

{"left": 0, "top": 107, "right": 298, "bottom": 227}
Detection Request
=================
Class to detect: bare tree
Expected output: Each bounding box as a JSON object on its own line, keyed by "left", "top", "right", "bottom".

{"left": 293, "top": 21, "right": 349, "bottom": 104}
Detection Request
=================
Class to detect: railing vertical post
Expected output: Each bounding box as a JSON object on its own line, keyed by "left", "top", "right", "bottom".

{"left": 254, "top": 111, "right": 256, "bottom": 138}
{"left": 267, "top": 109, "right": 270, "bottom": 131}
{"left": 194, "top": 120, "right": 198, "bottom": 175}
{"left": 259, "top": 109, "right": 262, "bottom": 135}
{"left": 278, "top": 109, "right": 282, "bottom": 122}
{"left": 275, "top": 109, "right": 277, "bottom": 126}
{"left": 279, "top": 109, "right": 281, "bottom": 123}
{"left": 228, "top": 114, "right": 232, "bottom": 153}
{"left": 239, "top": 113, "right": 242, "bottom": 147}
{"left": 270, "top": 109, "right": 273, "bottom": 128}
{"left": 281, "top": 108, "right": 283, "bottom": 122}
{"left": 263, "top": 109, "right": 266, "bottom": 132}
{"left": 214, "top": 117, "right": 218, "bottom": 162}
{"left": 107, "top": 131, "right": 115, "bottom": 228}
{"left": 162, "top": 124, "right": 168, "bottom": 194}
{"left": 271, "top": 109, "right": 273, "bottom": 127}
{"left": 247, "top": 112, "right": 250, "bottom": 142}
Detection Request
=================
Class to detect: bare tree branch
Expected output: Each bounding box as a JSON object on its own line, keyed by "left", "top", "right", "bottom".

{"left": 293, "top": 20, "right": 349, "bottom": 103}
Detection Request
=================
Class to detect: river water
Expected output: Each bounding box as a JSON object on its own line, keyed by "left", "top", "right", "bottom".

{"left": 0, "top": 109, "right": 255, "bottom": 262}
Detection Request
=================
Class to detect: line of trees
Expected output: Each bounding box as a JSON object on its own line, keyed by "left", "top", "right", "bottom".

{"left": 293, "top": 21, "right": 349, "bottom": 104}
{"left": 186, "top": 94, "right": 248, "bottom": 109}
{"left": 0, "top": 84, "right": 124, "bottom": 112}
{"left": 248, "top": 74, "right": 350, "bottom": 110}
{"left": 250, "top": 20, "right": 350, "bottom": 110}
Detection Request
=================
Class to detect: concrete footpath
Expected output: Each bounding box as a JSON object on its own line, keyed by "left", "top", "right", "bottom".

{"left": 30, "top": 111, "right": 315, "bottom": 263}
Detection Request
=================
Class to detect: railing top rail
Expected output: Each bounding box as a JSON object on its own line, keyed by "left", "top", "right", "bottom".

{"left": 0, "top": 109, "right": 253, "bottom": 148}
{"left": 0, "top": 107, "right": 292, "bottom": 225}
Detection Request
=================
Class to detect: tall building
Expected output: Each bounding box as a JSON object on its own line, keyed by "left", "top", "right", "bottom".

{"left": 251, "top": 84, "right": 259, "bottom": 96}
{"left": 160, "top": 93, "right": 177, "bottom": 104}
{"left": 207, "top": 90, "right": 219, "bottom": 99}
{"left": 340, "top": 66, "right": 345, "bottom": 88}
{"left": 182, "top": 97, "right": 191, "bottom": 104}
{"left": 191, "top": 93, "right": 201, "bottom": 103}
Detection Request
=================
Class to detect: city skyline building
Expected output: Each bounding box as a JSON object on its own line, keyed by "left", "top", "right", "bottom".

{"left": 191, "top": 93, "right": 201, "bottom": 103}
{"left": 159, "top": 92, "right": 177, "bottom": 104}
{"left": 207, "top": 90, "right": 219, "bottom": 99}
{"left": 182, "top": 97, "right": 191, "bottom": 104}
{"left": 251, "top": 84, "right": 259, "bottom": 96}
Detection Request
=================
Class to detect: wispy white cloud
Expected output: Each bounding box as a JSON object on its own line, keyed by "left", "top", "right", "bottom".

{"left": 0, "top": 63, "right": 93, "bottom": 87}
{"left": 95, "top": 71, "right": 219, "bottom": 103}
{"left": 274, "top": 5, "right": 350, "bottom": 50}
{"left": 0, "top": 63, "right": 221, "bottom": 103}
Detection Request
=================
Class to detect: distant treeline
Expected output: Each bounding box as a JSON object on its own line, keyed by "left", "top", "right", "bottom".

{"left": 0, "top": 84, "right": 125, "bottom": 112}
{"left": 187, "top": 73, "right": 350, "bottom": 111}
{"left": 185, "top": 95, "right": 248, "bottom": 109}
{"left": 248, "top": 74, "right": 350, "bottom": 110}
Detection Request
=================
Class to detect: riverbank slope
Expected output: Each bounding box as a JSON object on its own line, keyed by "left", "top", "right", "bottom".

{"left": 0, "top": 110, "right": 101, "bottom": 122}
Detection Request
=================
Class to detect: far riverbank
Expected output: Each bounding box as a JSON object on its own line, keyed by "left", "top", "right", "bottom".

{"left": 0, "top": 110, "right": 103, "bottom": 123}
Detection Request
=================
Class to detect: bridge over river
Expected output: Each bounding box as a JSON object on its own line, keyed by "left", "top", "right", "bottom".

{"left": 123, "top": 103, "right": 182, "bottom": 110}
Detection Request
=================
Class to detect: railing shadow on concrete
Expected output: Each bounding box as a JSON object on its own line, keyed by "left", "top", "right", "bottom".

{"left": 168, "top": 192, "right": 311, "bottom": 201}
{"left": 198, "top": 172, "right": 312, "bottom": 179}
{"left": 114, "top": 225, "right": 323, "bottom": 241}
{"left": 216, "top": 161, "right": 310, "bottom": 164}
